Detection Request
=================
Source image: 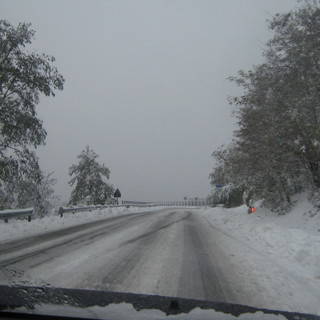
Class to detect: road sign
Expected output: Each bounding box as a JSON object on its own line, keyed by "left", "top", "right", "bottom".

{"left": 114, "top": 188, "right": 121, "bottom": 198}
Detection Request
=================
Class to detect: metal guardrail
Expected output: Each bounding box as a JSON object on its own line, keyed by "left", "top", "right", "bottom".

{"left": 122, "top": 200, "right": 208, "bottom": 207}
{"left": 121, "top": 201, "right": 159, "bottom": 207}
{"left": 1, "top": 200, "right": 209, "bottom": 222}
{"left": 58, "top": 204, "right": 120, "bottom": 217}
{"left": 122, "top": 200, "right": 150, "bottom": 206}
{"left": 59, "top": 202, "right": 159, "bottom": 217}
{"left": 152, "top": 201, "right": 208, "bottom": 207}
{"left": 58, "top": 201, "right": 189, "bottom": 217}
{"left": 0, "top": 208, "right": 34, "bottom": 223}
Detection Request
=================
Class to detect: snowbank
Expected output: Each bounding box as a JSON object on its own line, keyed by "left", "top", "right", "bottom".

{"left": 197, "top": 194, "right": 320, "bottom": 315}
{"left": 0, "top": 206, "right": 163, "bottom": 243}
{"left": 1, "top": 196, "right": 319, "bottom": 315}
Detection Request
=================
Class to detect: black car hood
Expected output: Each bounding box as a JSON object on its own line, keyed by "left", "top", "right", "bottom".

{"left": 0, "top": 285, "right": 319, "bottom": 320}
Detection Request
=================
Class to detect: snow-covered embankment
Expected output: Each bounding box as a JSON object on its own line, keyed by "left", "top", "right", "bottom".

{"left": 197, "top": 195, "right": 320, "bottom": 315}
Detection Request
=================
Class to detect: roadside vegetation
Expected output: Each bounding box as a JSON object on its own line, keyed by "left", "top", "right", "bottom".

{"left": 68, "top": 146, "right": 114, "bottom": 206}
{"left": 209, "top": 0, "right": 320, "bottom": 213}
{"left": 0, "top": 20, "right": 64, "bottom": 216}
{"left": 0, "top": 21, "right": 116, "bottom": 214}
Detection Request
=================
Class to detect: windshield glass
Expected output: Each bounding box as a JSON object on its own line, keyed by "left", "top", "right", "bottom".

{"left": 0, "top": 0, "right": 320, "bottom": 319}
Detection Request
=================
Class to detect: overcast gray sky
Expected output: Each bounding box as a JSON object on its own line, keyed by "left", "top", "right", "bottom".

{"left": 1, "top": 0, "right": 297, "bottom": 203}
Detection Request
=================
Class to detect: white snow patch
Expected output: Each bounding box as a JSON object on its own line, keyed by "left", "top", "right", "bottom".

{"left": 197, "top": 193, "right": 320, "bottom": 315}
{"left": 1, "top": 195, "right": 320, "bottom": 316}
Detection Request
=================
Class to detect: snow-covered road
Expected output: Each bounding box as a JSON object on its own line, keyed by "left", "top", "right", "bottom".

{"left": 0, "top": 209, "right": 242, "bottom": 304}
{"left": 0, "top": 205, "right": 319, "bottom": 316}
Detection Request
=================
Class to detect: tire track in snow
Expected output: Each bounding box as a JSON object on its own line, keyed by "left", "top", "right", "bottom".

{"left": 0, "top": 209, "right": 241, "bottom": 306}
{"left": 0, "top": 211, "right": 162, "bottom": 267}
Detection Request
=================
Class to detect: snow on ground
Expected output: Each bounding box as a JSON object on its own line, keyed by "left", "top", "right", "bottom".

{"left": 197, "top": 193, "right": 320, "bottom": 315}
{"left": 1, "top": 195, "right": 320, "bottom": 316}
{"left": 0, "top": 206, "right": 163, "bottom": 243}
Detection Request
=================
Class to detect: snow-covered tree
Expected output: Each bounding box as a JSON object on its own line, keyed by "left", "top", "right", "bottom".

{"left": 68, "top": 146, "right": 114, "bottom": 205}
{"left": 210, "top": 0, "right": 320, "bottom": 213}
{"left": 0, "top": 20, "right": 64, "bottom": 213}
{"left": 32, "top": 172, "right": 59, "bottom": 217}
{"left": 0, "top": 20, "right": 64, "bottom": 185}
{"left": 0, "top": 170, "right": 58, "bottom": 217}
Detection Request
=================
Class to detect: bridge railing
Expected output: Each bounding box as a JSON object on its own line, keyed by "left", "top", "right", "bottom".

{"left": 122, "top": 200, "right": 208, "bottom": 207}
{"left": 151, "top": 200, "right": 208, "bottom": 207}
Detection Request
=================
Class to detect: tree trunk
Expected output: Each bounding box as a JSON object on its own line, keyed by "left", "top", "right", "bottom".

{"left": 308, "top": 160, "right": 320, "bottom": 188}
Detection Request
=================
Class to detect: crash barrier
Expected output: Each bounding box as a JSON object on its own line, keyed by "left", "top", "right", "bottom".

{"left": 122, "top": 200, "right": 208, "bottom": 207}
{"left": 58, "top": 204, "right": 119, "bottom": 217}
{"left": 152, "top": 201, "right": 208, "bottom": 207}
{"left": 59, "top": 201, "right": 160, "bottom": 217}
{"left": 0, "top": 199, "right": 209, "bottom": 222}
{"left": 121, "top": 200, "right": 157, "bottom": 207}
{"left": 59, "top": 201, "right": 208, "bottom": 216}
{"left": 0, "top": 208, "right": 34, "bottom": 223}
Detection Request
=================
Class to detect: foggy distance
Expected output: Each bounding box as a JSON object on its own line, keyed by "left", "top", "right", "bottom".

{"left": 1, "top": 0, "right": 296, "bottom": 202}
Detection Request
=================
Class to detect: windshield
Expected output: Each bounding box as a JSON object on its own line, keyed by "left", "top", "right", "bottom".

{"left": 0, "top": 0, "right": 320, "bottom": 319}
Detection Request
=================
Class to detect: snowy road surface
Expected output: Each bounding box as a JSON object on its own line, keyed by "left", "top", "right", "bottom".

{"left": 1, "top": 207, "right": 319, "bottom": 315}
{"left": 0, "top": 209, "right": 241, "bottom": 304}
